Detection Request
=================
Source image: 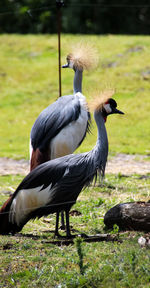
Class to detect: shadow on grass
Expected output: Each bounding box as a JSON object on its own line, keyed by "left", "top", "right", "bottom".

{"left": 2, "top": 230, "right": 122, "bottom": 247}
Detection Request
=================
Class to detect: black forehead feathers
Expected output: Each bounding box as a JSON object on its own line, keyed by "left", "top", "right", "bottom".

{"left": 66, "top": 53, "right": 73, "bottom": 62}
{"left": 108, "top": 98, "right": 117, "bottom": 108}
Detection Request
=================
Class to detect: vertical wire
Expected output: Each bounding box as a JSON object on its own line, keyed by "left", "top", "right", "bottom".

{"left": 56, "top": 1, "right": 64, "bottom": 98}
{"left": 57, "top": 6, "right": 62, "bottom": 98}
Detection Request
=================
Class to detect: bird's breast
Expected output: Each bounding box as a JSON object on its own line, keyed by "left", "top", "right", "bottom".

{"left": 50, "top": 106, "right": 88, "bottom": 159}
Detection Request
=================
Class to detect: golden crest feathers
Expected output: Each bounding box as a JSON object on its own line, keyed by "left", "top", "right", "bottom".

{"left": 88, "top": 89, "right": 115, "bottom": 112}
{"left": 67, "top": 42, "right": 99, "bottom": 70}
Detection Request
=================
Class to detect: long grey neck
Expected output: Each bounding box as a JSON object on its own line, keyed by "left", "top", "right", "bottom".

{"left": 93, "top": 111, "right": 108, "bottom": 173}
{"left": 73, "top": 69, "right": 83, "bottom": 93}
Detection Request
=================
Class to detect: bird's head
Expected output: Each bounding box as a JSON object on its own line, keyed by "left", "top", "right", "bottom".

{"left": 102, "top": 98, "right": 124, "bottom": 122}
{"left": 62, "top": 43, "right": 99, "bottom": 71}
{"left": 62, "top": 53, "right": 76, "bottom": 70}
{"left": 89, "top": 90, "right": 124, "bottom": 122}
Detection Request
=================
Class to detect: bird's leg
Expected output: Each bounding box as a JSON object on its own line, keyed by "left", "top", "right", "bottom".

{"left": 54, "top": 212, "right": 60, "bottom": 237}
{"left": 97, "top": 170, "right": 104, "bottom": 187}
{"left": 60, "top": 211, "right": 66, "bottom": 230}
{"left": 65, "top": 210, "right": 71, "bottom": 238}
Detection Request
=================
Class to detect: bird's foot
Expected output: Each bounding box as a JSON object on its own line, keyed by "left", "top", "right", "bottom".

{"left": 65, "top": 234, "right": 76, "bottom": 239}
{"left": 54, "top": 231, "right": 63, "bottom": 239}
{"left": 59, "top": 225, "right": 66, "bottom": 231}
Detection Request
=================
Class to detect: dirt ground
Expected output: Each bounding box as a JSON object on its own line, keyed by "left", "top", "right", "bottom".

{"left": 0, "top": 154, "right": 149, "bottom": 176}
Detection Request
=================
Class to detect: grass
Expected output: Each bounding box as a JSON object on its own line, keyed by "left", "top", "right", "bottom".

{"left": 0, "top": 34, "right": 150, "bottom": 158}
{"left": 0, "top": 173, "right": 150, "bottom": 287}
{"left": 0, "top": 34, "right": 150, "bottom": 287}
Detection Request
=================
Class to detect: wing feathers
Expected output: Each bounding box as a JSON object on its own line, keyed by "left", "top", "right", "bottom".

{"left": 31, "top": 95, "right": 81, "bottom": 151}
{"left": 9, "top": 184, "right": 52, "bottom": 226}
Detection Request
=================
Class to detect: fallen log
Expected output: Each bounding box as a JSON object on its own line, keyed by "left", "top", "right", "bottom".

{"left": 104, "top": 201, "right": 150, "bottom": 231}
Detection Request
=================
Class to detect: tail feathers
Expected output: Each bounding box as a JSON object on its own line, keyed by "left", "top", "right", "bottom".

{"left": 30, "top": 148, "right": 50, "bottom": 171}
{"left": 0, "top": 183, "right": 53, "bottom": 235}
{"left": 0, "top": 196, "right": 22, "bottom": 235}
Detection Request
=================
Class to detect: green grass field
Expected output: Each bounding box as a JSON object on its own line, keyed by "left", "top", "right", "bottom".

{"left": 0, "top": 34, "right": 150, "bottom": 159}
{"left": 0, "top": 34, "right": 150, "bottom": 287}
{"left": 0, "top": 174, "right": 150, "bottom": 287}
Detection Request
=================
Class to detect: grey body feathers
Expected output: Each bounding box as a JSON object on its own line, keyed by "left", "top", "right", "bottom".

{"left": 31, "top": 94, "right": 91, "bottom": 152}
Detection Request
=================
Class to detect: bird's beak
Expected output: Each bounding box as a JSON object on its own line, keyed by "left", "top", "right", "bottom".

{"left": 62, "top": 63, "right": 69, "bottom": 68}
{"left": 112, "top": 108, "right": 124, "bottom": 115}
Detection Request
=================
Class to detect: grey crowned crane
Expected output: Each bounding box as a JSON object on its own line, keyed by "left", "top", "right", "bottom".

{"left": 0, "top": 92, "right": 124, "bottom": 237}
{"left": 30, "top": 44, "right": 98, "bottom": 230}
{"left": 30, "top": 44, "right": 98, "bottom": 171}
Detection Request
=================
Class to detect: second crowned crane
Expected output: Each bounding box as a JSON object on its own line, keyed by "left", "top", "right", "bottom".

{"left": 30, "top": 44, "right": 98, "bottom": 229}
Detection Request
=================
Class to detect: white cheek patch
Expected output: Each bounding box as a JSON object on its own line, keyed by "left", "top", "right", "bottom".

{"left": 69, "top": 60, "right": 74, "bottom": 69}
{"left": 103, "top": 103, "right": 112, "bottom": 114}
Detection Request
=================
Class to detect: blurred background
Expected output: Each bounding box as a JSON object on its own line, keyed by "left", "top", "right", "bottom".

{"left": 0, "top": 0, "right": 150, "bottom": 35}
{"left": 0, "top": 1, "right": 150, "bottom": 160}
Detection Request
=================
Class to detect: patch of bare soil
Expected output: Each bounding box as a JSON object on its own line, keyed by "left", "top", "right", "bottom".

{"left": 0, "top": 158, "right": 29, "bottom": 176}
{"left": 106, "top": 154, "right": 150, "bottom": 175}
{"left": 0, "top": 154, "right": 149, "bottom": 176}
